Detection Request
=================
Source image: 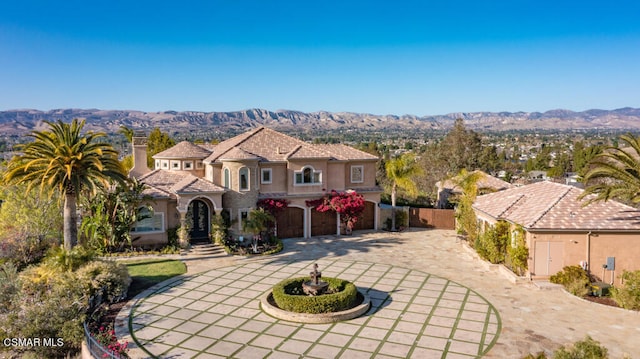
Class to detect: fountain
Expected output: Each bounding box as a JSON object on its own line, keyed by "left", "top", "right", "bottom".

{"left": 260, "top": 263, "right": 371, "bottom": 323}
{"left": 302, "top": 263, "right": 329, "bottom": 296}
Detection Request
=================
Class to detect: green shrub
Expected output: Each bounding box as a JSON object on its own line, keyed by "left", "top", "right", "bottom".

{"left": 272, "top": 277, "right": 358, "bottom": 314}
{"left": 475, "top": 221, "right": 510, "bottom": 264}
{"left": 1, "top": 259, "right": 131, "bottom": 358}
{"left": 76, "top": 260, "right": 131, "bottom": 306}
{"left": 506, "top": 226, "right": 528, "bottom": 276}
{"left": 385, "top": 209, "right": 408, "bottom": 230}
{"left": 610, "top": 270, "right": 640, "bottom": 310}
{"left": 0, "top": 232, "right": 56, "bottom": 270}
{"left": 43, "top": 245, "right": 95, "bottom": 272}
{"left": 550, "top": 266, "right": 590, "bottom": 296}
{"left": 4, "top": 270, "right": 87, "bottom": 357}
{"left": 553, "top": 336, "right": 608, "bottom": 359}
{"left": 0, "top": 262, "right": 21, "bottom": 314}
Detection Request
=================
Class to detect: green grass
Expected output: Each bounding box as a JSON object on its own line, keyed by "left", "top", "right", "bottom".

{"left": 124, "top": 258, "right": 187, "bottom": 298}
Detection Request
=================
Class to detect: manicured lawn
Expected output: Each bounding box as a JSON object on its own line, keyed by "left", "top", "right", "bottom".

{"left": 124, "top": 258, "right": 187, "bottom": 298}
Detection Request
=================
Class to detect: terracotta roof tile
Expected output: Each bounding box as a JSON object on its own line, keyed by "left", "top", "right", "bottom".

{"left": 218, "top": 147, "right": 261, "bottom": 161}
{"left": 153, "top": 141, "right": 212, "bottom": 159}
{"left": 314, "top": 144, "right": 379, "bottom": 161}
{"left": 440, "top": 170, "right": 514, "bottom": 194}
{"left": 137, "top": 169, "right": 224, "bottom": 198}
{"left": 204, "top": 127, "right": 379, "bottom": 163}
{"left": 170, "top": 176, "right": 225, "bottom": 194}
{"left": 473, "top": 181, "right": 640, "bottom": 231}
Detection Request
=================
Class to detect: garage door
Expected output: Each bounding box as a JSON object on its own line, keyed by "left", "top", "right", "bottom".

{"left": 311, "top": 209, "right": 337, "bottom": 236}
{"left": 275, "top": 207, "right": 304, "bottom": 239}
{"left": 353, "top": 201, "right": 375, "bottom": 231}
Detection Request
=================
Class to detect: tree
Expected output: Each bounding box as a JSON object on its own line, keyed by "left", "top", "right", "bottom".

{"left": 451, "top": 169, "right": 485, "bottom": 244}
{"left": 385, "top": 153, "right": 423, "bottom": 231}
{"left": 80, "top": 178, "right": 151, "bottom": 252}
{"left": 3, "top": 119, "right": 128, "bottom": 250}
{"left": 438, "top": 118, "right": 482, "bottom": 175}
{"left": 579, "top": 133, "right": 640, "bottom": 206}
{"left": 146, "top": 128, "right": 175, "bottom": 168}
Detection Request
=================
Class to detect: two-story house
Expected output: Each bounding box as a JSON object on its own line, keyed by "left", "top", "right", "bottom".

{"left": 128, "top": 127, "right": 381, "bottom": 246}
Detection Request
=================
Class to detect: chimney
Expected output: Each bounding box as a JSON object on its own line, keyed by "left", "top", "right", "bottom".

{"left": 129, "top": 131, "right": 151, "bottom": 177}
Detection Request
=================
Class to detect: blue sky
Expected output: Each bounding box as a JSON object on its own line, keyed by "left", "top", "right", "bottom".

{"left": 1, "top": 1, "right": 639, "bottom": 116}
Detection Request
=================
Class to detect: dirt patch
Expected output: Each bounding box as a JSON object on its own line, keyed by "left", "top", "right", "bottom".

{"left": 582, "top": 295, "right": 620, "bottom": 308}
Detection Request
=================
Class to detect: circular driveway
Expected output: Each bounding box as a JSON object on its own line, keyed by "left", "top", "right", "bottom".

{"left": 124, "top": 259, "right": 500, "bottom": 358}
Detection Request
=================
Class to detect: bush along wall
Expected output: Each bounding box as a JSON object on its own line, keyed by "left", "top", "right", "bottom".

{"left": 0, "top": 246, "right": 131, "bottom": 358}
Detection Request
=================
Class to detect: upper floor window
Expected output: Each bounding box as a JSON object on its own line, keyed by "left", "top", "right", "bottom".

{"left": 261, "top": 168, "right": 272, "bottom": 184}
{"left": 196, "top": 160, "right": 204, "bottom": 169}
{"left": 170, "top": 160, "right": 181, "bottom": 170}
{"left": 183, "top": 161, "right": 194, "bottom": 170}
{"left": 239, "top": 167, "right": 249, "bottom": 191}
{"left": 351, "top": 165, "right": 364, "bottom": 183}
{"left": 294, "top": 166, "right": 321, "bottom": 185}
{"left": 223, "top": 168, "right": 230, "bottom": 189}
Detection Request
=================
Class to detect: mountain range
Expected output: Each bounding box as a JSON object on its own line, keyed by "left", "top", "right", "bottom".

{"left": 1, "top": 107, "right": 639, "bottom": 136}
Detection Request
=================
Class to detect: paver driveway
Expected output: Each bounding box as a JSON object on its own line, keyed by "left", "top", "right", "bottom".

{"left": 117, "top": 229, "right": 640, "bottom": 358}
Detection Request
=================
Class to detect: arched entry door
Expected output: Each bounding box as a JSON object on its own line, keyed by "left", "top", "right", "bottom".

{"left": 188, "top": 199, "right": 210, "bottom": 243}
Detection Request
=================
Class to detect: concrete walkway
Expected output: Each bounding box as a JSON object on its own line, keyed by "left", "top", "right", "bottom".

{"left": 116, "top": 229, "right": 640, "bottom": 358}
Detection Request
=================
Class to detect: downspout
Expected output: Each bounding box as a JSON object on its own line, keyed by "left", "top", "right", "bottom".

{"left": 586, "top": 231, "right": 592, "bottom": 277}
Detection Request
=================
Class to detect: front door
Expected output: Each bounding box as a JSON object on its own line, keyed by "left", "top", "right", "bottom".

{"left": 188, "top": 199, "right": 210, "bottom": 243}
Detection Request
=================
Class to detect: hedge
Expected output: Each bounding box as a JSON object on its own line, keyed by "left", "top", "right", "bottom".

{"left": 272, "top": 277, "right": 357, "bottom": 314}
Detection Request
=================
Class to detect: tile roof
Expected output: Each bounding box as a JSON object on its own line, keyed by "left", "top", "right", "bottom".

{"left": 204, "top": 127, "right": 378, "bottom": 163}
{"left": 473, "top": 181, "right": 640, "bottom": 231}
{"left": 217, "top": 147, "right": 261, "bottom": 161}
{"left": 313, "top": 144, "right": 379, "bottom": 161}
{"left": 440, "top": 170, "right": 514, "bottom": 194}
{"left": 137, "top": 169, "right": 224, "bottom": 198}
{"left": 153, "top": 141, "right": 212, "bottom": 159}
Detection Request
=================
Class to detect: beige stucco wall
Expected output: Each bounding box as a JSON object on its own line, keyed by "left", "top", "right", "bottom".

{"left": 258, "top": 163, "right": 287, "bottom": 193}
{"left": 529, "top": 231, "right": 640, "bottom": 285}
{"left": 287, "top": 160, "right": 327, "bottom": 195}
{"left": 346, "top": 161, "right": 378, "bottom": 188}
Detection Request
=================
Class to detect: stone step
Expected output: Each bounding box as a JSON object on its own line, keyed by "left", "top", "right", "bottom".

{"left": 189, "top": 243, "right": 225, "bottom": 255}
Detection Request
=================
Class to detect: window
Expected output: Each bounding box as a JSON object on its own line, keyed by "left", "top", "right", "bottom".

{"left": 155, "top": 160, "right": 160, "bottom": 170}
{"left": 294, "top": 166, "right": 321, "bottom": 185}
{"left": 239, "top": 167, "right": 249, "bottom": 191}
{"left": 223, "top": 168, "right": 230, "bottom": 189}
{"left": 196, "top": 160, "right": 204, "bottom": 169}
{"left": 161, "top": 160, "right": 169, "bottom": 169}
{"left": 351, "top": 165, "right": 364, "bottom": 183}
{"left": 131, "top": 207, "right": 164, "bottom": 233}
{"left": 170, "top": 160, "right": 181, "bottom": 170}
{"left": 183, "top": 161, "right": 194, "bottom": 170}
{"left": 261, "top": 168, "right": 272, "bottom": 184}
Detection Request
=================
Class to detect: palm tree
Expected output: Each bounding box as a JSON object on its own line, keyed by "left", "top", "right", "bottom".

{"left": 579, "top": 133, "right": 640, "bottom": 206}
{"left": 3, "top": 119, "right": 128, "bottom": 250}
{"left": 451, "top": 169, "right": 485, "bottom": 243}
{"left": 385, "top": 153, "right": 423, "bottom": 231}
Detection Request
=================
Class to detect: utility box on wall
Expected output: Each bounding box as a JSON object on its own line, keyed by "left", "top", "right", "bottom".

{"left": 606, "top": 257, "right": 615, "bottom": 271}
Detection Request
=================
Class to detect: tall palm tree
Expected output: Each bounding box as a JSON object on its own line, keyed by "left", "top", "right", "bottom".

{"left": 579, "top": 133, "right": 640, "bottom": 206}
{"left": 385, "top": 153, "right": 423, "bottom": 231}
{"left": 3, "top": 119, "right": 128, "bottom": 250}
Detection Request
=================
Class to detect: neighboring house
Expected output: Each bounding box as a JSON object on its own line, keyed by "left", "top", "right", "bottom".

{"left": 128, "top": 127, "right": 382, "bottom": 245}
{"left": 435, "top": 170, "right": 514, "bottom": 209}
{"left": 473, "top": 181, "right": 640, "bottom": 284}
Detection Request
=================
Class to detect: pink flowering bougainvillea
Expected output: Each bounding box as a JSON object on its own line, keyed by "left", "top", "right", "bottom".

{"left": 257, "top": 198, "right": 289, "bottom": 215}
{"left": 306, "top": 190, "right": 366, "bottom": 232}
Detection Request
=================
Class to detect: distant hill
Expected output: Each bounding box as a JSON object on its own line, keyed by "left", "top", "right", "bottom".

{"left": 0, "top": 107, "right": 639, "bottom": 136}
